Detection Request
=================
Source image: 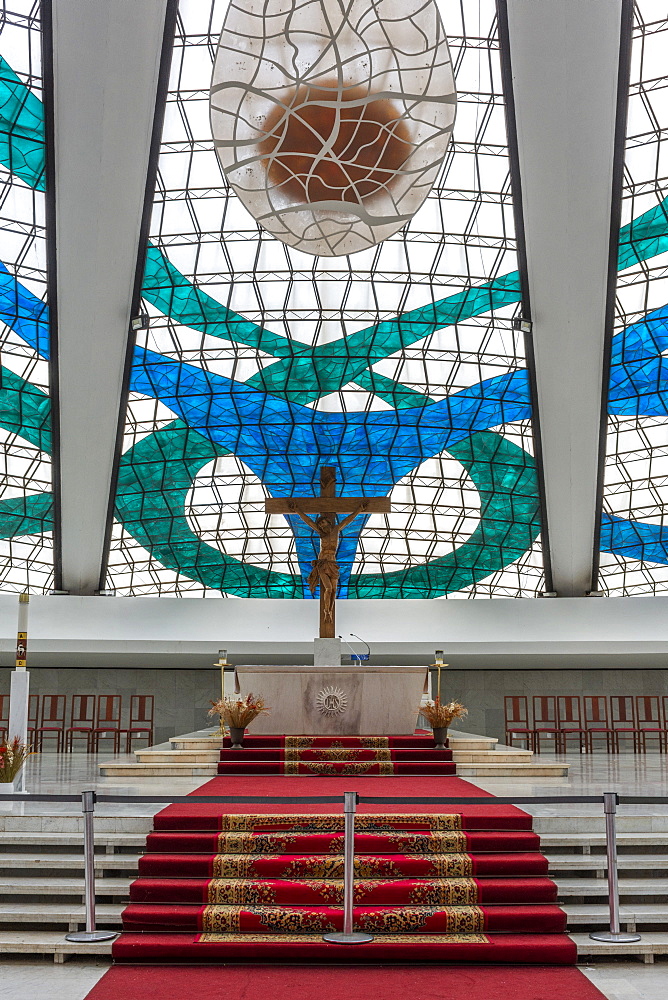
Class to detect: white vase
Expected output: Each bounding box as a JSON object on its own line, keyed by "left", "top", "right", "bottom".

{"left": 0, "top": 777, "right": 23, "bottom": 794}
{"left": 0, "top": 779, "right": 18, "bottom": 809}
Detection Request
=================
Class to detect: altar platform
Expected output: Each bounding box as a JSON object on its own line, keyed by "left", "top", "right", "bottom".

{"left": 99, "top": 727, "right": 569, "bottom": 779}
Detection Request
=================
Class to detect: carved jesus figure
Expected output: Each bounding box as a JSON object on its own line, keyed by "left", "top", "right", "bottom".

{"left": 265, "top": 467, "right": 390, "bottom": 638}
{"left": 287, "top": 502, "right": 369, "bottom": 625}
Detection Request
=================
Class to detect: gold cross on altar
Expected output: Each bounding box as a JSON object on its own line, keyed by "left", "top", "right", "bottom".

{"left": 265, "top": 466, "right": 391, "bottom": 638}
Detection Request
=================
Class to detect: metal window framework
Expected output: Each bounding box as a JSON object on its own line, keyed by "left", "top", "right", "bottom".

{"left": 103, "top": 0, "right": 545, "bottom": 600}
{"left": 599, "top": 3, "right": 668, "bottom": 596}
{"left": 0, "top": 0, "right": 53, "bottom": 594}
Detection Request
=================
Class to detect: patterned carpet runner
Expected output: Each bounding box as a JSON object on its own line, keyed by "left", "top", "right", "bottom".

{"left": 217, "top": 734, "right": 457, "bottom": 775}
{"left": 114, "top": 775, "right": 575, "bottom": 964}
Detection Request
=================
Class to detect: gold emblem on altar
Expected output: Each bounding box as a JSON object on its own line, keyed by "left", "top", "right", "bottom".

{"left": 316, "top": 686, "right": 348, "bottom": 717}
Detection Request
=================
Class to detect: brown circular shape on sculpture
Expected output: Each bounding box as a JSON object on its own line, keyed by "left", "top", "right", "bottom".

{"left": 259, "top": 80, "right": 412, "bottom": 204}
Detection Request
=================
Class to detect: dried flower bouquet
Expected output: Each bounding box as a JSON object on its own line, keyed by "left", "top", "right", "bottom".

{"left": 208, "top": 693, "right": 270, "bottom": 730}
{"left": 0, "top": 737, "right": 31, "bottom": 783}
{"left": 420, "top": 698, "right": 468, "bottom": 729}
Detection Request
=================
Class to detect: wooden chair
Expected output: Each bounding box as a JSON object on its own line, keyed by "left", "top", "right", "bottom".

{"left": 123, "top": 695, "right": 155, "bottom": 753}
{"left": 504, "top": 696, "right": 533, "bottom": 750}
{"left": 65, "top": 695, "right": 97, "bottom": 752}
{"left": 90, "top": 696, "right": 123, "bottom": 754}
{"left": 1, "top": 693, "right": 41, "bottom": 746}
{"left": 532, "top": 696, "right": 560, "bottom": 753}
{"left": 34, "top": 695, "right": 67, "bottom": 752}
{"left": 27, "top": 694, "right": 39, "bottom": 746}
{"left": 583, "top": 696, "right": 616, "bottom": 753}
{"left": 610, "top": 696, "right": 641, "bottom": 752}
{"left": 0, "top": 694, "right": 8, "bottom": 743}
{"left": 556, "top": 696, "right": 586, "bottom": 753}
{"left": 635, "top": 696, "right": 665, "bottom": 753}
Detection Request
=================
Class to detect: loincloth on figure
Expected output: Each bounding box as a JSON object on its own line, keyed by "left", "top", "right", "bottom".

{"left": 308, "top": 557, "right": 340, "bottom": 598}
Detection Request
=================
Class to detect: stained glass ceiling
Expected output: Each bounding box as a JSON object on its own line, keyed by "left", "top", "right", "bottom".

{"left": 0, "top": 1, "right": 52, "bottom": 595}
{"left": 3, "top": 1, "right": 666, "bottom": 603}
{"left": 103, "top": 0, "right": 545, "bottom": 599}
{"left": 599, "top": 0, "right": 668, "bottom": 595}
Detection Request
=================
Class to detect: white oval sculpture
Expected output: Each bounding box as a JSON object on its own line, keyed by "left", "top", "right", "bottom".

{"left": 210, "top": 0, "right": 456, "bottom": 257}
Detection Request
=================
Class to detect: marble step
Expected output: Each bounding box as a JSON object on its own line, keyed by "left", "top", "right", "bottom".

{"left": 99, "top": 762, "right": 219, "bottom": 777}
{"left": 548, "top": 854, "right": 668, "bottom": 872}
{"left": 0, "top": 854, "right": 138, "bottom": 871}
{"left": 168, "top": 733, "right": 500, "bottom": 752}
{"left": 0, "top": 902, "right": 123, "bottom": 930}
{"left": 557, "top": 877, "right": 668, "bottom": 897}
{"left": 0, "top": 815, "right": 155, "bottom": 834}
{"left": 534, "top": 815, "right": 668, "bottom": 834}
{"left": 8, "top": 831, "right": 658, "bottom": 852}
{"left": 135, "top": 748, "right": 530, "bottom": 765}
{"left": 101, "top": 758, "right": 563, "bottom": 777}
{"left": 0, "top": 876, "right": 132, "bottom": 895}
{"left": 572, "top": 930, "right": 668, "bottom": 963}
{"left": 0, "top": 929, "right": 114, "bottom": 961}
{"left": 540, "top": 832, "right": 668, "bottom": 849}
{"left": 136, "top": 750, "right": 221, "bottom": 764}
{"left": 455, "top": 763, "right": 568, "bottom": 776}
{"left": 451, "top": 751, "right": 532, "bottom": 763}
{"left": 564, "top": 903, "right": 668, "bottom": 931}
{"left": 0, "top": 831, "right": 147, "bottom": 849}
{"left": 448, "top": 737, "right": 499, "bottom": 751}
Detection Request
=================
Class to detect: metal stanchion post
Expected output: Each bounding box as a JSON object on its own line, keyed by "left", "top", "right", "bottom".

{"left": 66, "top": 790, "right": 118, "bottom": 943}
{"left": 323, "top": 791, "right": 373, "bottom": 944}
{"left": 589, "top": 791, "right": 640, "bottom": 943}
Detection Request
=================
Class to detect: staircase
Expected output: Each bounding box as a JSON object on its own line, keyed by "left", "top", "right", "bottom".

{"left": 1, "top": 800, "right": 667, "bottom": 962}
{"left": 112, "top": 801, "right": 574, "bottom": 963}
{"left": 217, "top": 734, "right": 456, "bottom": 775}
{"left": 99, "top": 728, "right": 569, "bottom": 778}
{"left": 0, "top": 812, "right": 150, "bottom": 962}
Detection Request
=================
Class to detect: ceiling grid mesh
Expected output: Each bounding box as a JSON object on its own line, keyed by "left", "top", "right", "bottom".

{"left": 599, "top": 0, "right": 668, "bottom": 595}
{"left": 104, "top": 0, "right": 545, "bottom": 600}
{"left": 0, "top": 0, "right": 52, "bottom": 594}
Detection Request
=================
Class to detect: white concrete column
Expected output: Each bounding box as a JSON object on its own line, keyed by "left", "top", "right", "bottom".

{"left": 51, "top": 0, "right": 169, "bottom": 593}
{"left": 505, "top": 0, "right": 625, "bottom": 595}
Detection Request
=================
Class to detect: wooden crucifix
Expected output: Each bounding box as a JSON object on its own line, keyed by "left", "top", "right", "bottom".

{"left": 265, "top": 466, "right": 391, "bottom": 638}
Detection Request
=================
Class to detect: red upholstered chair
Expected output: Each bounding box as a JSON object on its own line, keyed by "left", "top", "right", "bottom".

{"left": 34, "top": 695, "right": 67, "bottom": 752}
{"left": 2, "top": 694, "right": 40, "bottom": 745}
{"left": 635, "top": 696, "right": 665, "bottom": 753}
{"left": 610, "top": 696, "right": 641, "bottom": 753}
{"left": 0, "top": 694, "right": 8, "bottom": 743}
{"left": 90, "top": 696, "right": 123, "bottom": 754}
{"left": 504, "top": 696, "right": 534, "bottom": 750}
{"left": 583, "top": 696, "right": 616, "bottom": 752}
{"left": 532, "top": 696, "right": 560, "bottom": 753}
{"left": 65, "top": 695, "right": 96, "bottom": 752}
{"left": 27, "top": 694, "right": 39, "bottom": 746}
{"left": 123, "top": 695, "right": 154, "bottom": 753}
{"left": 556, "top": 696, "right": 586, "bottom": 753}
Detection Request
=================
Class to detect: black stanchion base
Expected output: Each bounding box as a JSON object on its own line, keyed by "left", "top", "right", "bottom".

{"left": 589, "top": 931, "right": 642, "bottom": 943}
{"left": 322, "top": 932, "right": 375, "bottom": 945}
{"left": 65, "top": 930, "right": 119, "bottom": 943}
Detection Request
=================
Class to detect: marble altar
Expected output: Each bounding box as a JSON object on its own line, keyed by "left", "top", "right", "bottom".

{"left": 235, "top": 661, "right": 428, "bottom": 735}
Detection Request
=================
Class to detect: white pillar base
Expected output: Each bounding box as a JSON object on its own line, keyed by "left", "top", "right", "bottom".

{"left": 313, "top": 637, "right": 342, "bottom": 667}
{"left": 7, "top": 671, "right": 29, "bottom": 793}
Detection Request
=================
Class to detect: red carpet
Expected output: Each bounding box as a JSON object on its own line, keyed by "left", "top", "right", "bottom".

{"left": 217, "top": 735, "right": 457, "bottom": 775}
{"left": 85, "top": 965, "right": 606, "bottom": 1000}
{"left": 112, "top": 769, "right": 575, "bottom": 965}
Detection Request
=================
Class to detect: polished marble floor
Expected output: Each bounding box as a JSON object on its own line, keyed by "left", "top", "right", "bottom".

{"left": 2, "top": 745, "right": 666, "bottom": 818}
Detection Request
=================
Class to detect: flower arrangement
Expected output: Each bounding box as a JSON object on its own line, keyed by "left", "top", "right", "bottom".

{"left": 420, "top": 698, "right": 468, "bottom": 730}
{"left": 0, "top": 737, "right": 31, "bottom": 783}
{"left": 208, "top": 693, "right": 270, "bottom": 730}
